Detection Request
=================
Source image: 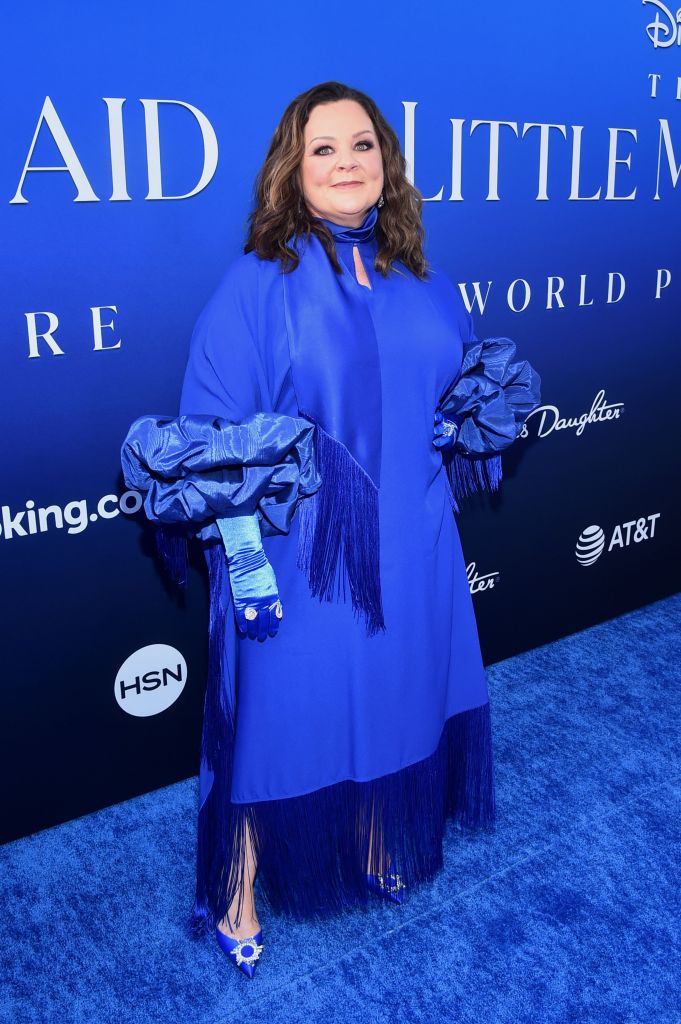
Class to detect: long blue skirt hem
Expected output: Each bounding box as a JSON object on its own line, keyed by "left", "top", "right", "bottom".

{"left": 187, "top": 699, "right": 497, "bottom": 932}
{"left": 186, "top": 546, "right": 497, "bottom": 936}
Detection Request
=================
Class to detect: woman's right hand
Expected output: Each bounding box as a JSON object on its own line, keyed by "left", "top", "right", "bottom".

{"left": 216, "top": 515, "right": 283, "bottom": 641}
{"left": 433, "top": 409, "right": 463, "bottom": 451}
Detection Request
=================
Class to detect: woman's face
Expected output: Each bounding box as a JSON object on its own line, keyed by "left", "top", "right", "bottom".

{"left": 299, "top": 99, "right": 384, "bottom": 227}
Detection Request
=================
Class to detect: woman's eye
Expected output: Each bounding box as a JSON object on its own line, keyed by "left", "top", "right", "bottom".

{"left": 313, "top": 141, "right": 373, "bottom": 156}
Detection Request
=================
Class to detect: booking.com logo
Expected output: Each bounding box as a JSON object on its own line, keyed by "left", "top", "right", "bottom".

{"left": 0, "top": 491, "right": 143, "bottom": 539}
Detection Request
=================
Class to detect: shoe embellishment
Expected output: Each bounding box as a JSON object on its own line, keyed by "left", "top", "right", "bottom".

{"left": 215, "top": 925, "right": 265, "bottom": 978}
{"left": 375, "top": 871, "right": 405, "bottom": 895}
{"left": 366, "top": 865, "right": 407, "bottom": 903}
{"left": 231, "top": 936, "right": 264, "bottom": 966}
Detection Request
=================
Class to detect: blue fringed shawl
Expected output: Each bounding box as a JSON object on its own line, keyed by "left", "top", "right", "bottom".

{"left": 282, "top": 205, "right": 541, "bottom": 633}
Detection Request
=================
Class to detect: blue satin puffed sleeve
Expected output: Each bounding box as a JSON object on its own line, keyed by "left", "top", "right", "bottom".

{"left": 437, "top": 312, "right": 541, "bottom": 511}
{"left": 121, "top": 411, "right": 321, "bottom": 541}
{"left": 439, "top": 335, "right": 541, "bottom": 454}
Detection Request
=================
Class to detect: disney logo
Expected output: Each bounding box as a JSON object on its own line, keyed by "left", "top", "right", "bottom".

{"left": 524, "top": 389, "right": 624, "bottom": 439}
{"left": 642, "top": 0, "right": 681, "bottom": 48}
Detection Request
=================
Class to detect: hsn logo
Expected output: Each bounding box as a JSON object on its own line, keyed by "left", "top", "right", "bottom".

{"left": 115, "top": 643, "right": 187, "bottom": 717}
{"left": 576, "top": 513, "right": 661, "bottom": 566}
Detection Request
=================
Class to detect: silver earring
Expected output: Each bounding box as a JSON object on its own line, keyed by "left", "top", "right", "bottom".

{"left": 377, "top": 192, "right": 384, "bottom": 208}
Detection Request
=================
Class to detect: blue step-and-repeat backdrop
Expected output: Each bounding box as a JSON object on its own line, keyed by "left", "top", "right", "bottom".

{"left": 1, "top": 1, "right": 679, "bottom": 842}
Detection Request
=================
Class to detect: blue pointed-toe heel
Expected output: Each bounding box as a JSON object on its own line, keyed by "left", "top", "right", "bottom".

{"left": 215, "top": 924, "right": 264, "bottom": 979}
{"left": 366, "top": 864, "right": 406, "bottom": 904}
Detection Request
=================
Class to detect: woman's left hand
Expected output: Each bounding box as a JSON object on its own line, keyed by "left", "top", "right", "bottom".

{"left": 432, "top": 409, "right": 460, "bottom": 451}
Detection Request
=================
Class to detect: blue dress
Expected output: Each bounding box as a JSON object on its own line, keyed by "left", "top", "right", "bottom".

{"left": 124, "top": 207, "right": 540, "bottom": 932}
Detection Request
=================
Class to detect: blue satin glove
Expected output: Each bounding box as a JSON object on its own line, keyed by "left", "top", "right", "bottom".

{"left": 216, "top": 514, "right": 283, "bottom": 641}
{"left": 433, "top": 410, "right": 465, "bottom": 451}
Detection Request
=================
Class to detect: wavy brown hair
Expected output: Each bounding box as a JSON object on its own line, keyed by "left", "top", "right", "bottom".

{"left": 244, "top": 81, "right": 430, "bottom": 280}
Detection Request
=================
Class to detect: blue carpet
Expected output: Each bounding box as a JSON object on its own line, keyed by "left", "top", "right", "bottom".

{"left": 2, "top": 593, "right": 679, "bottom": 1024}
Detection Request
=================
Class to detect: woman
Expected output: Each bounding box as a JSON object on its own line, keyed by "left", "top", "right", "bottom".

{"left": 122, "top": 80, "right": 541, "bottom": 979}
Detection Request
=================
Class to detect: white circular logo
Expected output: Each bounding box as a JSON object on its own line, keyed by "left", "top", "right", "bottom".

{"left": 115, "top": 644, "right": 187, "bottom": 717}
{"left": 575, "top": 524, "right": 605, "bottom": 566}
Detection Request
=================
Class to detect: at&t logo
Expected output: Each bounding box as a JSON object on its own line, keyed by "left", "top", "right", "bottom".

{"left": 575, "top": 513, "right": 660, "bottom": 566}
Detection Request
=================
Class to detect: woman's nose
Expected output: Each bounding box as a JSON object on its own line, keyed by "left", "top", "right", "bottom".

{"left": 337, "top": 153, "right": 359, "bottom": 171}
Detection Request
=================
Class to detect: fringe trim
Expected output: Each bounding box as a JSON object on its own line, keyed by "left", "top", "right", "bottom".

{"left": 187, "top": 679, "right": 496, "bottom": 935}
{"left": 296, "top": 417, "right": 386, "bottom": 637}
{"left": 444, "top": 451, "right": 503, "bottom": 514}
{"left": 188, "top": 542, "right": 245, "bottom": 937}
{"left": 153, "top": 524, "right": 188, "bottom": 589}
